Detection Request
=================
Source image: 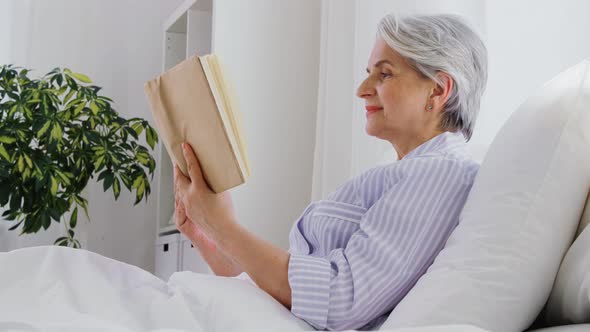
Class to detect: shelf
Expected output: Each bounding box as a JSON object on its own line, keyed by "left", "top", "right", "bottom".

{"left": 163, "top": 0, "right": 212, "bottom": 32}
{"left": 155, "top": 0, "right": 214, "bottom": 280}
{"left": 163, "top": 0, "right": 195, "bottom": 32}
{"left": 159, "top": 224, "right": 179, "bottom": 236}
{"left": 157, "top": 0, "right": 213, "bottom": 232}
{"left": 156, "top": 0, "right": 213, "bottom": 235}
{"left": 190, "top": 0, "right": 212, "bottom": 11}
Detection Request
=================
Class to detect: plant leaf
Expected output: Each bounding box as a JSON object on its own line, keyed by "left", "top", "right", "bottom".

{"left": 37, "top": 120, "right": 52, "bottom": 138}
{"left": 136, "top": 180, "right": 145, "bottom": 201}
{"left": 0, "top": 144, "right": 11, "bottom": 161}
{"left": 49, "top": 208, "right": 61, "bottom": 222}
{"left": 63, "top": 89, "right": 75, "bottom": 105}
{"left": 74, "top": 102, "right": 85, "bottom": 116}
{"left": 93, "top": 155, "right": 105, "bottom": 170}
{"left": 131, "top": 123, "right": 144, "bottom": 136}
{"left": 71, "top": 72, "right": 92, "bottom": 83}
{"left": 24, "top": 155, "right": 33, "bottom": 169}
{"left": 103, "top": 173, "right": 114, "bottom": 191}
{"left": 8, "top": 220, "right": 23, "bottom": 231}
{"left": 70, "top": 206, "right": 78, "bottom": 228}
{"left": 132, "top": 176, "right": 142, "bottom": 189}
{"left": 55, "top": 170, "right": 71, "bottom": 186}
{"left": 113, "top": 177, "right": 121, "bottom": 200}
{"left": 0, "top": 136, "right": 16, "bottom": 144}
{"left": 75, "top": 195, "right": 90, "bottom": 221}
{"left": 17, "top": 155, "right": 24, "bottom": 172}
{"left": 89, "top": 101, "right": 99, "bottom": 115}
{"left": 56, "top": 86, "right": 67, "bottom": 96}
{"left": 50, "top": 176, "right": 58, "bottom": 196}
{"left": 97, "top": 170, "right": 110, "bottom": 182}
{"left": 50, "top": 124, "right": 63, "bottom": 141}
{"left": 0, "top": 183, "right": 10, "bottom": 205}
{"left": 120, "top": 173, "right": 132, "bottom": 190}
{"left": 54, "top": 236, "right": 68, "bottom": 245}
{"left": 41, "top": 212, "right": 50, "bottom": 232}
{"left": 66, "top": 76, "right": 79, "bottom": 90}
{"left": 81, "top": 203, "right": 90, "bottom": 221}
{"left": 145, "top": 127, "right": 156, "bottom": 149}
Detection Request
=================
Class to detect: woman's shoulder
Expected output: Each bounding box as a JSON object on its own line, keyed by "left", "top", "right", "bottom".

{"left": 323, "top": 164, "right": 390, "bottom": 204}
{"left": 401, "top": 150, "right": 480, "bottom": 185}
{"left": 324, "top": 148, "right": 480, "bottom": 204}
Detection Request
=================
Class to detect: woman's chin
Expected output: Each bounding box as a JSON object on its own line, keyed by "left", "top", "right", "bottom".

{"left": 365, "top": 123, "right": 379, "bottom": 137}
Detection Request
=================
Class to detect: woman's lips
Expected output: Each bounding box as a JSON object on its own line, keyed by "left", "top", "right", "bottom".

{"left": 365, "top": 106, "right": 383, "bottom": 116}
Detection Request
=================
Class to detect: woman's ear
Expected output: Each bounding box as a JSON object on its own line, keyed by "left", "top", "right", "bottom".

{"left": 427, "top": 72, "right": 454, "bottom": 112}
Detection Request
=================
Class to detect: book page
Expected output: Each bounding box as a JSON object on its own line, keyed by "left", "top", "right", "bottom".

{"left": 201, "top": 54, "right": 251, "bottom": 179}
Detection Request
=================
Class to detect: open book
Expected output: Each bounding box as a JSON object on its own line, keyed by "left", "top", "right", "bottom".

{"left": 143, "top": 54, "right": 250, "bottom": 193}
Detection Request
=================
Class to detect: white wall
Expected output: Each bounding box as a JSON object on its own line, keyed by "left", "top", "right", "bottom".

{"left": 0, "top": 0, "right": 183, "bottom": 272}
{"left": 472, "top": 0, "right": 590, "bottom": 155}
{"left": 0, "top": 0, "right": 12, "bottom": 65}
{"left": 213, "top": 0, "right": 321, "bottom": 248}
{"left": 311, "top": 0, "right": 356, "bottom": 201}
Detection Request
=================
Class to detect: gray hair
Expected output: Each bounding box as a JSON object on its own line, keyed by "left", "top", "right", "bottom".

{"left": 377, "top": 14, "right": 488, "bottom": 140}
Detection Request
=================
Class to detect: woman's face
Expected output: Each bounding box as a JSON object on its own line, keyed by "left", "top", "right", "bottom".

{"left": 356, "top": 37, "right": 437, "bottom": 144}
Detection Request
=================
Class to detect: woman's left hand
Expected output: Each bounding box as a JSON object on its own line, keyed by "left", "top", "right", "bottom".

{"left": 174, "top": 142, "right": 237, "bottom": 241}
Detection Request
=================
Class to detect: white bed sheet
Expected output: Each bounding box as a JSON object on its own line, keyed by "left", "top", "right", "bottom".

{"left": 0, "top": 246, "right": 489, "bottom": 332}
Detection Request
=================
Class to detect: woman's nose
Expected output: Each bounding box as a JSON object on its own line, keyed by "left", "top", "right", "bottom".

{"left": 356, "top": 78, "right": 376, "bottom": 99}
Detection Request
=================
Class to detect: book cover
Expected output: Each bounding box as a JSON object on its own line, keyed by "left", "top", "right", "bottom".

{"left": 143, "top": 55, "right": 249, "bottom": 193}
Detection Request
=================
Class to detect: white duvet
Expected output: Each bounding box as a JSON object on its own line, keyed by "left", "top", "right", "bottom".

{"left": 0, "top": 246, "right": 489, "bottom": 332}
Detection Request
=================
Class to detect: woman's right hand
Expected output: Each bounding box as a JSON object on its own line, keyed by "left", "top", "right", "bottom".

{"left": 174, "top": 178, "right": 243, "bottom": 277}
{"left": 175, "top": 188, "right": 217, "bottom": 254}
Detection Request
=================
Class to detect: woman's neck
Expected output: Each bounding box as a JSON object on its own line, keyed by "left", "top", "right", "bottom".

{"left": 392, "top": 129, "right": 446, "bottom": 160}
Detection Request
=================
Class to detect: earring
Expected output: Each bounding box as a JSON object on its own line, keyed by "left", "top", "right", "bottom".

{"left": 427, "top": 105, "right": 433, "bottom": 111}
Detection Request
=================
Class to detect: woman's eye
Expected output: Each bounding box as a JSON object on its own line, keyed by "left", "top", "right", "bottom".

{"left": 380, "top": 72, "right": 392, "bottom": 79}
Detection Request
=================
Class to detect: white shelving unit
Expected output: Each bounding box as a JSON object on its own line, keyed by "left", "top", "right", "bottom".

{"left": 154, "top": 0, "right": 214, "bottom": 280}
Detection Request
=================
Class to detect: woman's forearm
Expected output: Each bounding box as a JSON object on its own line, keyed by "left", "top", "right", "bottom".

{"left": 215, "top": 222, "right": 292, "bottom": 308}
{"left": 172, "top": 144, "right": 290, "bottom": 303}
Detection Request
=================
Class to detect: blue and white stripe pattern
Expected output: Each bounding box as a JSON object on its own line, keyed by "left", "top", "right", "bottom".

{"left": 288, "top": 131, "right": 479, "bottom": 330}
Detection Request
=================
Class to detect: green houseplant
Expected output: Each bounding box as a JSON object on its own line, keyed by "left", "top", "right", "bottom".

{"left": 0, "top": 65, "right": 158, "bottom": 248}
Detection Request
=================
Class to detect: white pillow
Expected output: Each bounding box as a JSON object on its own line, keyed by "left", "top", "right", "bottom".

{"left": 545, "top": 204, "right": 590, "bottom": 325}
{"left": 574, "top": 192, "right": 590, "bottom": 238}
{"left": 528, "top": 325, "right": 590, "bottom": 332}
{"left": 381, "top": 58, "right": 590, "bottom": 332}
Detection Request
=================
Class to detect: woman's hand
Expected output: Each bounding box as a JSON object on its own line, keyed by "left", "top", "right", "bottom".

{"left": 175, "top": 191, "right": 243, "bottom": 276}
{"left": 175, "top": 142, "right": 291, "bottom": 307}
{"left": 173, "top": 146, "right": 243, "bottom": 277}
{"left": 174, "top": 187, "right": 216, "bottom": 254}
{"left": 174, "top": 142, "right": 237, "bottom": 243}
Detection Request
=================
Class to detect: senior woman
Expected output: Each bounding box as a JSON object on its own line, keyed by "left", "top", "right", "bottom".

{"left": 174, "top": 13, "right": 487, "bottom": 331}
